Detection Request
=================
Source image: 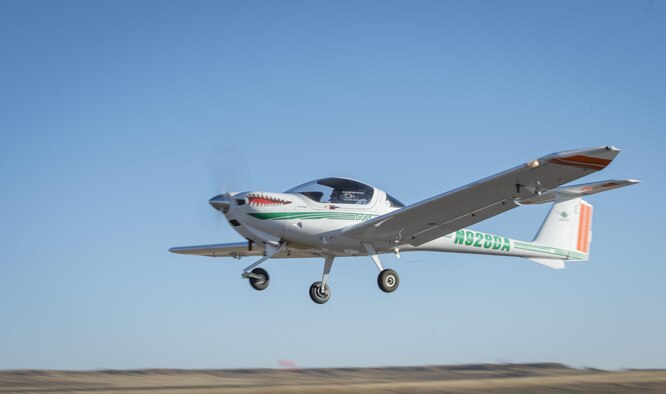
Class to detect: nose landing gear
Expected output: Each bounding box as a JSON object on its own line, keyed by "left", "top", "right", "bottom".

{"left": 248, "top": 268, "right": 269, "bottom": 291}
{"left": 240, "top": 242, "right": 287, "bottom": 291}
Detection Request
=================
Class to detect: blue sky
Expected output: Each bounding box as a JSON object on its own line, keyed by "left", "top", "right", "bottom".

{"left": 1, "top": 0, "right": 664, "bottom": 370}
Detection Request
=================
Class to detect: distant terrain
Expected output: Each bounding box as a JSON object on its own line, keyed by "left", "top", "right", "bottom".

{"left": 1, "top": 363, "right": 665, "bottom": 393}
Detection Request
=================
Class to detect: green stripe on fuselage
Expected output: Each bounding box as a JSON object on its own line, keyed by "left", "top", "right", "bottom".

{"left": 513, "top": 241, "right": 587, "bottom": 260}
{"left": 248, "top": 212, "right": 378, "bottom": 221}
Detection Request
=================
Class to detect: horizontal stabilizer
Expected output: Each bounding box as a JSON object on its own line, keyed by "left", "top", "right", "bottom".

{"left": 518, "top": 179, "right": 639, "bottom": 205}
{"left": 528, "top": 258, "right": 566, "bottom": 269}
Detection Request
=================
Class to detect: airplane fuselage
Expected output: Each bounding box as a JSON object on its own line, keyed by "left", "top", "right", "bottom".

{"left": 222, "top": 188, "right": 585, "bottom": 262}
{"left": 224, "top": 189, "right": 395, "bottom": 255}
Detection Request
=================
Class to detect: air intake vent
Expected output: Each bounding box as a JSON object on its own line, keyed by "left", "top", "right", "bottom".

{"left": 229, "top": 219, "right": 242, "bottom": 227}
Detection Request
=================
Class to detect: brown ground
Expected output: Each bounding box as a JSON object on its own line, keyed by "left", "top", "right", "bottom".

{"left": 1, "top": 363, "right": 665, "bottom": 393}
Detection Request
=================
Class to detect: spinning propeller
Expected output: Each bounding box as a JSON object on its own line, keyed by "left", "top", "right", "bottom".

{"left": 206, "top": 144, "right": 251, "bottom": 215}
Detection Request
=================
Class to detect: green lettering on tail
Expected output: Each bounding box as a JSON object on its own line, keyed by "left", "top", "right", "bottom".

{"left": 483, "top": 234, "right": 493, "bottom": 249}
{"left": 464, "top": 231, "right": 474, "bottom": 246}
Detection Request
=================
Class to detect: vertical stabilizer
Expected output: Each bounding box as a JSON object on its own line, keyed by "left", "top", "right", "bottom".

{"left": 533, "top": 197, "right": 593, "bottom": 261}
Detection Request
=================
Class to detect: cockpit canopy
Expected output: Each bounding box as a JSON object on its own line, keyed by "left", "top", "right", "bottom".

{"left": 287, "top": 178, "right": 374, "bottom": 204}
{"left": 286, "top": 177, "right": 405, "bottom": 207}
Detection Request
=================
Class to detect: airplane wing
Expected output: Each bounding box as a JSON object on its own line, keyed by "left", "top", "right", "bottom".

{"left": 169, "top": 242, "right": 319, "bottom": 258}
{"left": 169, "top": 242, "right": 264, "bottom": 258}
{"left": 342, "top": 146, "right": 622, "bottom": 247}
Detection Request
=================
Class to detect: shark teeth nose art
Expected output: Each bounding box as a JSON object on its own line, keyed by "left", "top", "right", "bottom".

{"left": 247, "top": 194, "right": 291, "bottom": 207}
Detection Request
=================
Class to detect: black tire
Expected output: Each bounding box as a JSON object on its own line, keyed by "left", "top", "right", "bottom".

{"left": 249, "top": 268, "right": 269, "bottom": 291}
{"left": 309, "top": 281, "right": 331, "bottom": 304}
{"left": 377, "top": 269, "right": 399, "bottom": 293}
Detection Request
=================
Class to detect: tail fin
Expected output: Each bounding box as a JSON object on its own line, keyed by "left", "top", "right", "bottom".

{"left": 523, "top": 178, "right": 637, "bottom": 269}
{"left": 533, "top": 197, "right": 593, "bottom": 262}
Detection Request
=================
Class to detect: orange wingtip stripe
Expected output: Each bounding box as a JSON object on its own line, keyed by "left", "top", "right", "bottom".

{"left": 551, "top": 155, "right": 611, "bottom": 170}
{"left": 565, "top": 155, "right": 613, "bottom": 166}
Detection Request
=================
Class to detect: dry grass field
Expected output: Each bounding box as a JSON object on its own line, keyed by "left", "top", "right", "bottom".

{"left": 1, "top": 363, "right": 665, "bottom": 393}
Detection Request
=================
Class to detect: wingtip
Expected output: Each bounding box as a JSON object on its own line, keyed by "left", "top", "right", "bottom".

{"left": 548, "top": 146, "right": 620, "bottom": 171}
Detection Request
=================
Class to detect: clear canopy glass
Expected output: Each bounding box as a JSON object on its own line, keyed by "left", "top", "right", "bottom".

{"left": 286, "top": 178, "right": 375, "bottom": 205}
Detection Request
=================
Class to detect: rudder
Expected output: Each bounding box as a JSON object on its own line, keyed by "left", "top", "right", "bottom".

{"left": 533, "top": 197, "right": 593, "bottom": 261}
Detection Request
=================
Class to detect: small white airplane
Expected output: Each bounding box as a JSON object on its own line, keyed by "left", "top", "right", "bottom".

{"left": 171, "top": 146, "right": 638, "bottom": 304}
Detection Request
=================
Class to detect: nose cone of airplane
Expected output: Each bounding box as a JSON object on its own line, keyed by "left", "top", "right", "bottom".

{"left": 209, "top": 193, "right": 231, "bottom": 213}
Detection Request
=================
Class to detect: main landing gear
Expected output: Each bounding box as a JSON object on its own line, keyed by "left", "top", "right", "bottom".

{"left": 363, "top": 243, "right": 400, "bottom": 294}
{"left": 309, "top": 255, "right": 334, "bottom": 304}
{"left": 377, "top": 268, "right": 399, "bottom": 293}
{"left": 307, "top": 245, "right": 400, "bottom": 304}
{"left": 309, "top": 281, "right": 331, "bottom": 304}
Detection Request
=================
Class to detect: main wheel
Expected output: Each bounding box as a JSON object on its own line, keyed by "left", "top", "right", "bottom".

{"left": 249, "top": 268, "right": 269, "bottom": 291}
{"left": 377, "top": 269, "right": 399, "bottom": 293}
{"left": 309, "top": 281, "right": 331, "bottom": 304}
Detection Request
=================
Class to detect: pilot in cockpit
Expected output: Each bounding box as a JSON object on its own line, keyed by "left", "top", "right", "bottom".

{"left": 329, "top": 189, "right": 341, "bottom": 203}
{"left": 329, "top": 189, "right": 366, "bottom": 204}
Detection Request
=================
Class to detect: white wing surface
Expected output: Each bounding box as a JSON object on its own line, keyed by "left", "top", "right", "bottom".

{"left": 169, "top": 242, "right": 318, "bottom": 258}
{"left": 169, "top": 242, "right": 264, "bottom": 258}
{"left": 342, "top": 146, "right": 622, "bottom": 247}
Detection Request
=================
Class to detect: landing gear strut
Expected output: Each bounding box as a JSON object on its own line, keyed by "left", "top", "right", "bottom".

{"left": 309, "top": 255, "right": 334, "bottom": 304}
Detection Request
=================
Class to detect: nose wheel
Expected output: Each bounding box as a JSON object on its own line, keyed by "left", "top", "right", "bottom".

{"left": 240, "top": 243, "right": 287, "bottom": 292}
{"left": 248, "top": 268, "right": 269, "bottom": 291}
{"left": 309, "top": 281, "right": 331, "bottom": 304}
{"left": 378, "top": 269, "right": 399, "bottom": 293}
